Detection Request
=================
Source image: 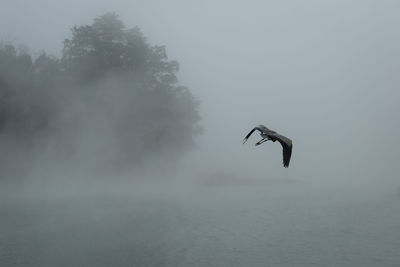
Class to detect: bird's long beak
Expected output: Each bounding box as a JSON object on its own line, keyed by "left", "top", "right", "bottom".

{"left": 255, "top": 138, "right": 268, "bottom": 146}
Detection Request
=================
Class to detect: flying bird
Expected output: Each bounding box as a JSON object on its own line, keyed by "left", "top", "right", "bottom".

{"left": 243, "top": 125, "right": 293, "bottom": 168}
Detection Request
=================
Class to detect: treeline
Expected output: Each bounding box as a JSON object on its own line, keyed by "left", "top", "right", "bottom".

{"left": 0, "top": 13, "right": 200, "bottom": 172}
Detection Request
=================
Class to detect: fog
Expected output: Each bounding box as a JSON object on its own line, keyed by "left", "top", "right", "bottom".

{"left": 1, "top": 1, "right": 400, "bottom": 266}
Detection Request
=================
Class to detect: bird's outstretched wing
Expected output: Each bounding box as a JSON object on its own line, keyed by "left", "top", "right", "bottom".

{"left": 243, "top": 127, "right": 258, "bottom": 144}
{"left": 257, "top": 125, "right": 270, "bottom": 133}
{"left": 268, "top": 132, "right": 292, "bottom": 167}
{"left": 243, "top": 125, "right": 270, "bottom": 144}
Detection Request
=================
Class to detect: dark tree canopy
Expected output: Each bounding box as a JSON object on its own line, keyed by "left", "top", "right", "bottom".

{"left": 62, "top": 13, "right": 179, "bottom": 87}
{"left": 0, "top": 13, "right": 200, "bottom": 173}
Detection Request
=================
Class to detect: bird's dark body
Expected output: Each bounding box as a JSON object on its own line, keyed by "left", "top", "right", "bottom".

{"left": 243, "top": 125, "right": 293, "bottom": 168}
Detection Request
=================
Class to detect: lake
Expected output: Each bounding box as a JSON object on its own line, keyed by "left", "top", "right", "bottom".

{"left": 1, "top": 173, "right": 399, "bottom": 266}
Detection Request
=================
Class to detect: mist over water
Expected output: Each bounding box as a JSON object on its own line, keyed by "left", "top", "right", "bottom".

{"left": 1, "top": 1, "right": 400, "bottom": 266}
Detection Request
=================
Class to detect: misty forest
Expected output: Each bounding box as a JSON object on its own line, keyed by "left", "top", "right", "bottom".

{"left": 0, "top": 13, "right": 199, "bottom": 177}
{"left": 1, "top": 2, "right": 400, "bottom": 267}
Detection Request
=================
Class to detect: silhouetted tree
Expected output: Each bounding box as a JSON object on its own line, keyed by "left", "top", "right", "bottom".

{"left": 0, "top": 13, "right": 200, "bottom": 172}
{"left": 0, "top": 44, "right": 51, "bottom": 137}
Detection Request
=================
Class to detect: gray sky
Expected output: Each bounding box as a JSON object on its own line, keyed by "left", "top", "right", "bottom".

{"left": 1, "top": 0, "right": 399, "bottom": 183}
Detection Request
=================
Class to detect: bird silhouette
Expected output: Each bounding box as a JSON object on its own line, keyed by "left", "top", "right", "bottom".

{"left": 243, "top": 125, "right": 293, "bottom": 167}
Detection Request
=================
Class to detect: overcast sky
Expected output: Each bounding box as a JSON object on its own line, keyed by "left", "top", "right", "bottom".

{"left": 1, "top": 0, "right": 399, "bottom": 183}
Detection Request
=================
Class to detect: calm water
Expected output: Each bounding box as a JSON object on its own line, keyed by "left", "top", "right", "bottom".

{"left": 1, "top": 175, "right": 400, "bottom": 267}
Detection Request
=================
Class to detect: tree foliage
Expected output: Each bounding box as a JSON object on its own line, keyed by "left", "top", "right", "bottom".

{"left": 0, "top": 13, "right": 200, "bottom": 171}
